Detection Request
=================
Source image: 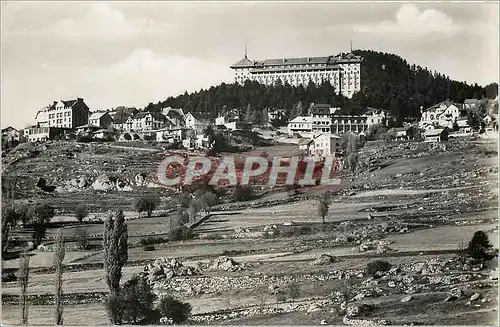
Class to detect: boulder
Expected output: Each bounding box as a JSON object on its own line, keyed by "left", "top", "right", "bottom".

{"left": 345, "top": 303, "right": 374, "bottom": 318}
{"left": 210, "top": 256, "right": 243, "bottom": 272}
{"left": 311, "top": 254, "right": 337, "bottom": 266}
{"left": 400, "top": 295, "right": 413, "bottom": 303}
{"left": 306, "top": 303, "right": 322, "bottom": 314}
{"left": 449, "top": 288, "right": 463, "bottom": 298}
{"left": 135, "top": 173, "right": 148, "bottom": 186}
{"left": 444, "top": 295, "right": 458, "bottom": 302}
{"left": 470, "top": 293, "right": 481, "bottom": 302}
{"left": 92, "top": 174, "right": 115, "bottom": 191}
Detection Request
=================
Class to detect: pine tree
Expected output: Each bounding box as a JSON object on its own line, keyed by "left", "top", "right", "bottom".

{"left": 103, "top": 210, "right": 128, "bottom": 296}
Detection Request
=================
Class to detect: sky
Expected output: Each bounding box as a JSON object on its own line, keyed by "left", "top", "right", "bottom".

{"left": 1, "top": 1, "right": 499, "bottom": 129}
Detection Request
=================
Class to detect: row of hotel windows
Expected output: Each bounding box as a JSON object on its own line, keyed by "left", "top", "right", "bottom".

{"left": 49, "top": 112, "right": 71, "bottom": 119}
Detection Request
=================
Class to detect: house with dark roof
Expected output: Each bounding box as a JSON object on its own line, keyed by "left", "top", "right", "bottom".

{"left": 2, "top": 126, "right": 20, "bottom": 142}
{"left": 185, "top": 112, "right": 212, "bottom": 131}
{"left": 34, "top": 98, "right": 90, "bottom": 129}
{"left": 89, "top": 112, "right": 114, "bottom": 129}
{"left": 424, "top": 127, "right": 450, "bottom": 142}
{"left": 161, "top": 107, "right": 185, "bottom": 126}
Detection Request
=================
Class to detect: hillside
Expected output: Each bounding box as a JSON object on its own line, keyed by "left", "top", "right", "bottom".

{"left": 143, "top": 50, "right": 498, "bottom": 125}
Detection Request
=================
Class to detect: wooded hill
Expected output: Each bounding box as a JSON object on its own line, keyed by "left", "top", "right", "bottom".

{"left": 143, "top": 50, "right": 498, "bottom": 126}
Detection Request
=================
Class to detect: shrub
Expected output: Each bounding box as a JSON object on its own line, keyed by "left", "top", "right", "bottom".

{"left": 366, "top": 260, "right": 391, "bottom": 276}
{"left": 75, "top": 227, "right": 89, "bottom": 250}
{"left": 466, "top": 231, "right": 494, "bottom": 260}
{"left": 234, "top": 185, "right": 254, "bottom": 202}
{"left": 157, "top": 296, "right": 192, "bottom": 324}
{"left": 135, "top": 194, "right": 161, "bottom": 217}
{"left": 106, "top": 275, "right": 159, "bottom": 325}
{"left": 143, "top": 245, "right": 155, "bottom": 252}
{"left": 74, "top": 204, "right": 88, "bottom": 224}
{"left": 169, "top": 226, "right": 194, "bottom": 242}
{"left": 2, "top": 272, "right": 17, "bottom": 283}
{"left": 139, "top": 237, "right": 166, "bottom": 247}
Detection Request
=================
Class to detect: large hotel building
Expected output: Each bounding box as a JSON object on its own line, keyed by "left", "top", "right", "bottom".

{"left": 230, "top": 52, "right": 362, "bottom": 98}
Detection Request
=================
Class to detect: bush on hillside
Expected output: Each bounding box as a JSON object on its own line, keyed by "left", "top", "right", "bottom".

{"left": 169, "top": 226, "right": 194, "bottom": 242}
{"left": 366, "top": 260, "right": 391, "bottom": 277}
{"left": 467, "top": 231, "right": 495, "bottom": 260}
{"left": 157, "top": 296, "right": 192, "bottom": 324}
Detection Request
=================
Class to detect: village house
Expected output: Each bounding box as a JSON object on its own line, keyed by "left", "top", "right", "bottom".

{"left": 156, "top": 127, "right": 187, "bottom": 143}
{"left": 2, "top": 126, "right": 20, "bottom": 142}
{"left": 268, "top": 108, "right": 286, "bottom": 122}
{"left": 26, "top": 126, "right": 68, "bottom": 143}
{"left": 307, "top": 133, "right": 343, "bottom": 159}
{"left": 133, "top": 112, "right": 170, "bottom": 131}
{"left": 330, "top": 115, "right": 368, "bottom": 134}
{"left": 224, "top": 121, "right": 252, "bottom": 131}
{"left": 93, "top": 129, "right": 116, "bottom": 140}
{"left": 75, "top": 123, "right": 101, "bottom": 135}
{"left": 112, "top": 116, "right": 134, "bottom": 132}
{"left": 185, "top": 112, "right": 212, "bottom": 132}
{"left": 35, "top": 98, "right": 90, "bottom": 129}
{"left": 89, "top": 112, "right": 114, "bottom": 129}
{"left": 365, "top": 107, "right": 391, "bottom": 127}
{"left": 287, "top": 116, "right": 313, "bottom": 137}
{"left": 161, "top": 107, "right": 185, "bottom": 126}
{"left": 463, "top": 99, "right": 481, "bottom": 111}
{"left": 419, "top": 100, "right": 465, "bottom": 129}
{"left": 424, "top": 127, "right": 450, "bottom": 143}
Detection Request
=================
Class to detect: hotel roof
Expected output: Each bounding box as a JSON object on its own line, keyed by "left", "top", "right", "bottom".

{"left": 231, "top": 53, "right": 362, "bottom": 71}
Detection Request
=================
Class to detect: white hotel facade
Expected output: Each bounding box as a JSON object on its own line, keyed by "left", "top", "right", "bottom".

{"left": 230, "top": 53, "right": 362, "bottom": 98}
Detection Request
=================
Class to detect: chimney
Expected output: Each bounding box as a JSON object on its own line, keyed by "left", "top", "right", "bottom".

{"left": 282, "top": 58, "right": 285, "bottom": 63}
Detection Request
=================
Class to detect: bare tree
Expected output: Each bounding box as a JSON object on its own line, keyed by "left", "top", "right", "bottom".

{"left": 457, "top": 242, "right": 468, "bottom": 265}
{"left": 103, "top": 210, "right": 128, "bottom": 296}
{"left": 317, "top": 191, "right": 331, "bottom": 224}
{"left": 188, "top": 199, "right": 201, "bottom": 223}
{"left": 199, "top": 191, "right": 217, "bottom": 215}
{"left": 18, "top": 250, "right": 30, "bottom": 325}
{"left": 54, "top": 228, "right": 65, "bottom": 325}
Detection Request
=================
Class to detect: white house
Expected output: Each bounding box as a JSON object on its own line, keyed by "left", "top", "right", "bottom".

{"left": 419, "top": 100, "right": 463, "bottom": 129}
{"left": 185, "top": 112, "right": 212, "bottom": 131}
{"left": 133, "top": 112, "right": 169, "bottom": 131}
{"left": 287, "top": 116, "right": 313, "bottom": 137}
{"left": 309, "top": 133, "right": 342, "bottom": 158}
{"left": 89, "top": 112, "right": 114, "bottom": 129}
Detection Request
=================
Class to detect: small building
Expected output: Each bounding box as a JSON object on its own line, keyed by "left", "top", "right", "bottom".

{"left": 424, "top": 128, "right": 449, "bottom": 142}
{"left": 156, "top": 127, "right": 186, "bottom": 143}
{"left": 268, "top": 108, "right": 286, "bottom": 122}
{"left": 287, "top": 116, "right": 313, "bottom": 137}
{"left": 2, "top": 126, "right": 20, "bottom": 142}
{"left": 185, "top": 112, "right": 212, "bottom": 132}
{"left": 331, "top": 115, "right": 368, "bottom": 134}
{"left": 26, "top": 126, "right": 69, "bottom": 142}
{"left": 309, "top": 133, "right": 342, "bottom": 158}
{"left": 89, "top": 112, "right": 114, "bottom": 129}
{"left": 161, "top": 107, "right": 185, "bottom": 126}
{"left": 75, "top": 124, "right": 101, "bottom": 134}
{"left": 93, "top": 129, "right": 115, "bottom": 140}
{"left": 133, "top": 112, "right": 169, "bottom": 131}
{"left": 364, "top": 107, "right": 390, "bottom": 127}
{"left": 224, "top": 121, "right": 252, "bottom": 131}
